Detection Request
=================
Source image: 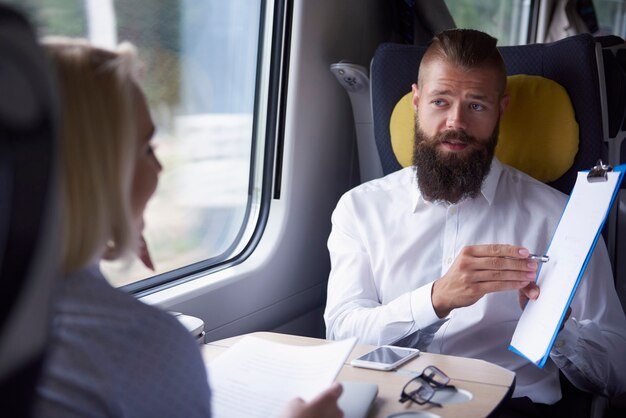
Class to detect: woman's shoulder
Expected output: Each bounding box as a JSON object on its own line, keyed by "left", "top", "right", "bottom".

{"left": 36, "top": 266, "right": 212, "bottom": 417}
{"left": 57, "top": 265, "right": 200, "bottom": 358}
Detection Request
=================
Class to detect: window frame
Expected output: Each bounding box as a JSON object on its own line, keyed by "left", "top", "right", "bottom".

{"left": 125, "top": 0, "right": 291, "bottom": 296}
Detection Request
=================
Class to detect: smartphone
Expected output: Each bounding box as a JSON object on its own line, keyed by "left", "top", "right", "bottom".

{"left": 350, "top": 346, "right": 420, "bottom": 371}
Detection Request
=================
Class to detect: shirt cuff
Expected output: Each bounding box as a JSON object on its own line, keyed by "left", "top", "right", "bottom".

{"left": 409, "top": 281, "right": 446, "bottom": 330}
{"left": 550, "top": 317, "right": 579, "bottom": 358}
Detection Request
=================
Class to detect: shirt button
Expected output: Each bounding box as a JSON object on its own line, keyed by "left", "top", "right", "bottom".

{"left": 555, "top": 340, "right": 564, "bottom": 349}
{"left": 449, "top": 207, "right": 457, "bottom": 215}
{"left": 446, "top": 257, "right": 453, "bottom": 265}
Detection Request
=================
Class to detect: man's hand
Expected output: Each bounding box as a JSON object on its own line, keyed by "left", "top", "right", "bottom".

{"left": 518, "top": 281, "right": 540, "bottom": 309}
{"left": 431, "top": 245, "right": 539, "bottom": 318}
{"left": 279, "top": 382, "right": 344, "bottom": 418}
{"left": 519, "top": 282, "right": 571, "bottom": 332}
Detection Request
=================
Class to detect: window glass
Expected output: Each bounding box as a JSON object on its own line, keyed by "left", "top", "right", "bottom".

{"left": 11, "top": 0, "right": 266, "bottom": 287}
{"left": 594, "top": 0, "right": 626, "bottom": 37}
{"left": 445, "top": 0, "right": 533, "bottom": 45}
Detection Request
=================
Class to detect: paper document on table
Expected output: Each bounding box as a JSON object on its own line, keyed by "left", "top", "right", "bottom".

{"left": 207, "top": 335, "right": 357, "bottom": 418}
{"left": 510, "top": 165, "right": 625, "bottom": 367}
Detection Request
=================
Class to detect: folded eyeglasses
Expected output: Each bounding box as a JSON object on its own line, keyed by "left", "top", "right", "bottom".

{"left": 399, "top": 365, "right": 456, "bottom": 407}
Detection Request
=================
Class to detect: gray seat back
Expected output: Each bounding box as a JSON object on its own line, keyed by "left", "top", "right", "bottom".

{"left": 0, "top": 5, "right": 60, "bottom": 414}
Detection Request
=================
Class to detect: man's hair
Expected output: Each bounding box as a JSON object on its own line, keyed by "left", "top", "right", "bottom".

{"left": 42, "top": 38, "right": 141, "bottom": 274}
{"left": 418, "top": 29, "right": 507, "bottom": 95}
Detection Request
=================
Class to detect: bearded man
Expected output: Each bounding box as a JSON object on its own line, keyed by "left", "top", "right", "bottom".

{"left": 324, "top": 29, "right": 626, "bottom": 417}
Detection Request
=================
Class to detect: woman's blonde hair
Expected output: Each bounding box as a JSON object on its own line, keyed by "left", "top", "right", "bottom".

{"left": 43, "top": 37, "right": 142, "bottom": 274}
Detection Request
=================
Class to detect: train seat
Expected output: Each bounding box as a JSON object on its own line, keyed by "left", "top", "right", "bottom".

{"left": 0, "top": 4, "right": 60, "bottom": 415}
{"left": 597, "top": 36, "right": 626, "bottom": 323}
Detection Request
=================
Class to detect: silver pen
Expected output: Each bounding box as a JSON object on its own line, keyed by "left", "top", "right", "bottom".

{"left": 528, "top": 254, "right": 549, "bottom": 263}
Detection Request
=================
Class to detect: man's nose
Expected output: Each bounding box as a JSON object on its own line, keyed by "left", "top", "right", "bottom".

{"left": 446, "top": 105, "right": 467, "bottom": 130}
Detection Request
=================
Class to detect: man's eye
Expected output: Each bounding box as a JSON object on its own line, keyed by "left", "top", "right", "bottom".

{"left": 470, "top": 103, "right": 485, "bottom": 111}
{"left": 432, "top": 99, "right": 446, "bottom": 106}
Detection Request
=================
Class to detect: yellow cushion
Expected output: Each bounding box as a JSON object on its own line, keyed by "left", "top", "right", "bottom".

{"left": 389, "top": 93, "right": 415, "bottom": 168}
{"left": 388, "top": 75, "right": 579, "bottom": 182}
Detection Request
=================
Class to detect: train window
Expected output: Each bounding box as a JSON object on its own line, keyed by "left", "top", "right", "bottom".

{"left": 10, "top": 0, "right": 277, "bottom": 290}
{"left": 445, "top": 0, "right": 534, "bottom": 45}
{"left": 595, "top": 0, "right": 626, "bottom": 37}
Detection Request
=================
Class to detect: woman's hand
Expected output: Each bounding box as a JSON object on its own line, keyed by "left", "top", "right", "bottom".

{"left": 279, "top": 382, "right": 344, "bottom": 418}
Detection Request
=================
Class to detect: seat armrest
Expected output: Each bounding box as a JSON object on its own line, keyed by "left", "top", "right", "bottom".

{"left": 590, "top": 394, "right": 609, "bottom": 418}
{"left": 170, "top": 312, "right": 206, "bottom": 344}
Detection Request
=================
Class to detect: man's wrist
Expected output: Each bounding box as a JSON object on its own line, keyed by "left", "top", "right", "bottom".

{"left": 431, "top": 281, "right": 451, "bottom": 318}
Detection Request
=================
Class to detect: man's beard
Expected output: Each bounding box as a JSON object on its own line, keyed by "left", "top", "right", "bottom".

{"left": 412, "top": 119, "right": 498, "bottom": 204}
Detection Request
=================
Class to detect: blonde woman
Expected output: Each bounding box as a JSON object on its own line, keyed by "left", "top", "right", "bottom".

{"left": 35, "top": 39, "right": 343, "bottom": 418}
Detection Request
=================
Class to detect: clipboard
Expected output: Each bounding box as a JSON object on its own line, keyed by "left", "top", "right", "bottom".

{"left": 509, "top": 161, "right": 626, "bottom": 367}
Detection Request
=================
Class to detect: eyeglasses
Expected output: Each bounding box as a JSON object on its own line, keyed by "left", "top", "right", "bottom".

{"left": 399, "top": 365, "right": 456, "bottom": 407}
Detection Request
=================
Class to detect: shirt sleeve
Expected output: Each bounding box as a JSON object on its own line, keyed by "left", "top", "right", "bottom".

{"left": 324, "top": 194, "right": 444, "bottom": 346}
{"left": 549, "top": 239, "right": 626, "bottom": 397}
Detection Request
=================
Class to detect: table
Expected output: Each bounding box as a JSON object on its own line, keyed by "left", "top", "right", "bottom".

{"left": 202, "top": 332, "right": 515, "bottom": 418}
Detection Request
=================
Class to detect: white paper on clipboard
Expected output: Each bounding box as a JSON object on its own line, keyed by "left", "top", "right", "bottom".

{"left": 509, "top": 165, "right": 625, "bottom": 366}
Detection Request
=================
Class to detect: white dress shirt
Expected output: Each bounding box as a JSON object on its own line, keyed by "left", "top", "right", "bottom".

{"left": 324, "top": 158, "right": 626, "bottom": 404}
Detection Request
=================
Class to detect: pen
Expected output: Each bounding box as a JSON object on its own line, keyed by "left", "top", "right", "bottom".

{"left": 528, "top": 254, "right": 549, "bottom": 263}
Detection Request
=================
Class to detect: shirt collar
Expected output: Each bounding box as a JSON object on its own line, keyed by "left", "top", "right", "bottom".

{"left": 410, "top": 157, "right": 503, "bottom": 212}
{"left": 481, "top": 157, "right": 503, "bottom": 206}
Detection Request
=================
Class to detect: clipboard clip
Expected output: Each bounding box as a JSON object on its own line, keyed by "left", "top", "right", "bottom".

{"left": 587, "top": 160, "right": 613, "bottom": 182}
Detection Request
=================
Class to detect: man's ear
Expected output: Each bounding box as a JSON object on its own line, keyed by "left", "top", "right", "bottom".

{"left": 499, "top": 94, "right": 510, "bottom": 116}
{"left": 411, "top": 83, "right": 419, "bottom": 111}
